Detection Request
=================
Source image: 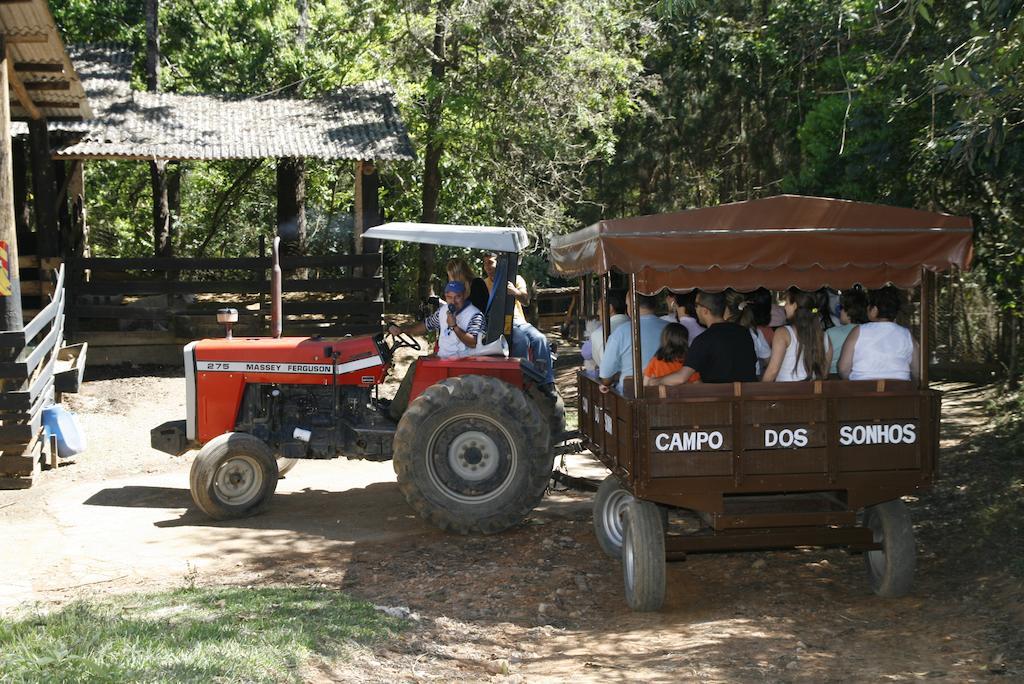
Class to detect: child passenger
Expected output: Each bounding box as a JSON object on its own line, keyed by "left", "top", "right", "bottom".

{"left": 761, "top": 288, "right": 832, "bottom": 382}
{"left": 644, "top": 323, "right": 700, "bottom": 385}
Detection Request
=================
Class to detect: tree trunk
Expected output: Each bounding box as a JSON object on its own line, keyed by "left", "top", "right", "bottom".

{"left": 417, "top": 0, "right": 450, "bottom": 300}
{"left": 296, "top": 0, "right": 309, "bottom": 46}
{"left": 151, "top": 160, "right": 172, "bottom": 257}
{"left": 145, "top": 0, "right": 160, "bottom": 92}
{"left": 276, "top": 157, "right": 306, "bottom": 259}
{"left": 146, "top": 0, "right": 171, "bottom": 257}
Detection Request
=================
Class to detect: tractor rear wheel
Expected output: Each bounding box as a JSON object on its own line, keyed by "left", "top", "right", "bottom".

{"left": 190, "top": 432, "right": 279, "bottom": 520}
{"left": 393, "top": 375, "right": 552, "bottom": 534}
{"left": 527, "top": 383, "right": 566, "bottom": 445}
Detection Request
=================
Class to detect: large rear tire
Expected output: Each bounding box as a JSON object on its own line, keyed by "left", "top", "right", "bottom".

{"left": 393, "top": 375, "right": 552, "bottom": 534}
{"left": 593, "top": 474, "right": 633, "bottom": 559}
{"left": 190, "top": 432, "right": 279, "bottom": 520}
{"left": 863, "top": 499, "right": 916, "bottom": 597}
{"left": 622, "top": 500, "right": 666, "bottom": 612}
{"left": 527, "top": 383, "right": 566, "bottom": 444}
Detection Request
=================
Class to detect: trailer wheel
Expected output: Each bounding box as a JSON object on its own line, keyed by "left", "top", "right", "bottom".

{"left": 863, "top": 499, "right": 916, "bottom": 597}
{"left": 593, "top": 475, "right": 633, "bottom": 558}
{"left": 190, "top": 432, "right": 279, "bottom": 520}
{"left": 622, "top": 500, "right": 666, "bottom": 611}
{"left": 277, "top": 457, "right": 298, "bottom": 477}
{"left": 393, "top": 375, "right": 552, "bottom": 534}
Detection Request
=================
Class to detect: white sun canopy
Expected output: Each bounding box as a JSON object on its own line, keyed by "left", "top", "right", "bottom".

{"left": 363, "top": 222, "right": 530, "bottom": 253}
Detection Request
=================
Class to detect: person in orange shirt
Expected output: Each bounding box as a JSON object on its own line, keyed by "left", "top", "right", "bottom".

{"left": 644, "top": 323, "right": 700, "bottom": 384}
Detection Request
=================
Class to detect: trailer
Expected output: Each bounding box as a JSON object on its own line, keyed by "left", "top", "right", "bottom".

{"left": 548, "top": 194, "right": 974, "bottom": 610}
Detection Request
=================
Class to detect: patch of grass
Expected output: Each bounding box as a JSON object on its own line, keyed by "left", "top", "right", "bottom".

{"left": 0, "top": 587, "right": 405, "bottom": 683}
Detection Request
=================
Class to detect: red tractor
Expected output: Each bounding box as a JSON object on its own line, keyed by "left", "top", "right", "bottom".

{"left": 151, "top": 224, "right": 565, "bottom": 534}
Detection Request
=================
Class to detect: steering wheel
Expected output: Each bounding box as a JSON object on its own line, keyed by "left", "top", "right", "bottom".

{"left": 384, "top": 319, "right": 421, "bottom": 352}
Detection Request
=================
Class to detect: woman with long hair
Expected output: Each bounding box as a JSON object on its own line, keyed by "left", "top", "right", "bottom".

{"left": 446, "top": 257, "right": 489, "bottom": 312}
{"left": 762, "top": 288, "right": 832, "bottom": 382}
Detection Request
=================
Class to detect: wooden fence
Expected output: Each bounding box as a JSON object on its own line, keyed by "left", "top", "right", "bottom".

{"left": 0, "top": 265, "right": 86, "bottom": 488}
{"left": 65, "top": 250, "right": 384, "bottom": 365}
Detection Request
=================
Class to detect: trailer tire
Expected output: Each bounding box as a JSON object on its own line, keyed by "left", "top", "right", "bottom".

{"left": 863, "top": 499, "right": 916, "bottom": 597}
{"left": 393, "top": 375, "right": 552, "bottom": 535}
{"left": 622, "top": 500, "right": 666, "bottom": 611}
{"left": 593, "top": 475, "right": 633, "bottom": 559}
{"left": 190, "top": 432, "right": 279, "bottom": 520}
{"left": 277, "top": 457, "right": 298, "bottom": 477}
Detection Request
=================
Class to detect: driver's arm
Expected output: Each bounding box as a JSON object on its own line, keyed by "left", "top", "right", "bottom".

{"left": 389, "top": 320, "right": 428, "bottom": 338}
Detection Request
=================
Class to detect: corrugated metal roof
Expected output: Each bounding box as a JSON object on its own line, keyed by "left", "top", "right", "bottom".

{"left": 45, "top": 45, "right": 414, "bottom": 162}
{"left": 1, "top": 0, "right": 92, "bottom": 119}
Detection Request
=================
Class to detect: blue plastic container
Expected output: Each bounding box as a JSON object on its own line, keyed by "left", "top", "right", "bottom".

{"left": 42, "top": 404, "right": 86, "bottom": 459}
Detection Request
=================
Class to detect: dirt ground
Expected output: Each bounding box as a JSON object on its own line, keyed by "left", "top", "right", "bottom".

{"left": 1, "top": 356, "right": 1022, "bottom": 682}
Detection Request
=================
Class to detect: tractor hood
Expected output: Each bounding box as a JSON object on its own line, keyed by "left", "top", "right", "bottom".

{"left": 364, "top": 222, "right": 529, "bottom": 254}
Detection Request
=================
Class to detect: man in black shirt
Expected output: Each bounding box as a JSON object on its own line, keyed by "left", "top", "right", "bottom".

{"left": 647, "top": 291, "right": 757, "bottom": 385}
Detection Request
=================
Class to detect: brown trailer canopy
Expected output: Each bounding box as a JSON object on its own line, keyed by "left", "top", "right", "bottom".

{"left": 549, "top": 195, "right": 973, "bottom": 292}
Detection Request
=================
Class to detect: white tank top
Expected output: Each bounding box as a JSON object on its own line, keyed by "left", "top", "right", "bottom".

{"left": 850, "top": 322, "right": 913, "bottom": 381}
{"left": 776, "top": 325, "right": 831, "bottom": 382}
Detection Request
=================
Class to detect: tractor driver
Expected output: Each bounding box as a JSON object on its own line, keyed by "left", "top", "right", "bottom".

{"left": 385, "top": 280, "right": 485, "bottom": 420}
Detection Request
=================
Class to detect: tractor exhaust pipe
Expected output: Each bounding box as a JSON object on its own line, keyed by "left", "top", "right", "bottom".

{"left": 271, "top": 236, "right": 282, "bottom": 339}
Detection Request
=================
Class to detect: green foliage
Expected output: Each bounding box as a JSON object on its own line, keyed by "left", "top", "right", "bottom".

{"left": 45, "top": 0, "right": 1024, "bottom": 351}
{"left": 0, "top": 587, "right": 404, "bottom": 683}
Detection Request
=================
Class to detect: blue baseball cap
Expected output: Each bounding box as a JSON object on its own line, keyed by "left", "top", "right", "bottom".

{"left": 444, "top": 280, "right": 466, "bottom": 294}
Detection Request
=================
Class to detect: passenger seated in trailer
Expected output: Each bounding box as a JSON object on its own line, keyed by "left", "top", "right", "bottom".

{"left": 661, "top": 290, "right": 705, "bottom": 343}
{"left": 761, "top": 288, "right": 833, "bottom": 382}
{"left": 598, "top": 292, "right": 669, "bottom": 393}
{"left": 749, "top": 287, "right": 776, "bottom": 346}
{"left": 643, "top": 323, "right": 700, "bottom": 385}
{"left": 725, "top": 289, "right": 771, "bottom": 377}
{"left": 826, "top": 287, "right": 868, "bottom": 376}
{"left": 590, "top": 288, "right": 630, "bottom": 369}
{"left": 647, "top": 291, "right": 756, "bottom": 385}
{"left": 838, "top": 285, "right": 920, "bottom": 381}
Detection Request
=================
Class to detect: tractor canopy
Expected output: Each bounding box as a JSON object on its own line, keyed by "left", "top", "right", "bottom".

{"left": 364, "top": 222, "right": 529, "bottom": 254}
{"left": 365, "top": 222, "right": 530, "bottom": 344}
{"left": 547, "top": 195, "right": 974, "bottom": 293}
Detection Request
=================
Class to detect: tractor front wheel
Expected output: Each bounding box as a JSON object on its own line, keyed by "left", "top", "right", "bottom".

{"left": 190, "top": 432, "right": 279, "bottom": 520}
{"left": 393, "top": 375, "right": 552, "bottom": 534}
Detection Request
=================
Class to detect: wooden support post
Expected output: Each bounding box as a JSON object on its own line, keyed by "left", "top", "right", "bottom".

{"left": 629, "top": 273, "right": 642, "bottom": 397}
{"left": 12, "top": 136, "right": 28, "bottom": 238}
{"left": 920, "top": 268, "right": 932, "bottom": 387}
{"left": 600, "top": 272, "right": 610, "bottom": 345}
{"left": 353, "top": 160, "right": 382, "bottom": 295}
{"left": 28, "top": 118, "right": 58, "bottom": 258}
{"left": 67, "top": 161, "right": 86, "bottom": 258}
{"left": 0, "top": 37, "right": 24, "bottom": 332}
{"left": 275, "top": 157, "right": 305, "bottom": 261}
